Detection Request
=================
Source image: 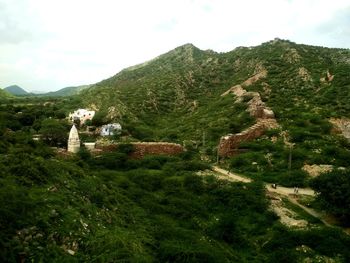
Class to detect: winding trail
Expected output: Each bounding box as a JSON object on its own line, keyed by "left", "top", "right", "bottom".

{"left": 266, "top": 185, "right": 314, "bottom": 196}
{"left": 211, "top": 165, "right": 346, "bottom": 231}
{"left": 212, "top": 166, "right": 252, "bottom": 183}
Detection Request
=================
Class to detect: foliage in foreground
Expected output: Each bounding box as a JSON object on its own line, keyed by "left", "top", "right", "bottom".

{"left": 1, "top": 130, "right": 350, "bottom": 262}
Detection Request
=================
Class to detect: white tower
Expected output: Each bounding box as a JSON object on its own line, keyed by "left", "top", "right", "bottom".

{"left": 68, "top": 125, "right": 80, "bottom": 153}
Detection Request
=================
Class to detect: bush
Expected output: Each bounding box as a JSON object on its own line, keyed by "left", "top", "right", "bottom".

{"left": 278, "top": 170, "right": 308, "bottom": 187}
{"left": 311, "top": 169, "right": 350, "bottom": 225}
{"left": 183, "top": 175, "right": 204, "bottom": 194}
{"left": 93, "top": 152, "right": 128, "bottom": 170}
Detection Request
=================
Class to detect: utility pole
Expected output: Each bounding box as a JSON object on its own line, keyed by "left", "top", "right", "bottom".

{"left": 288, "top": 144, "right": 292, "bottom": 171}
{"left": 202, "top": 131, "right": 206, "bottom": 147}
{"left": 216, "top": 147, "right": 219, "bottom": 164}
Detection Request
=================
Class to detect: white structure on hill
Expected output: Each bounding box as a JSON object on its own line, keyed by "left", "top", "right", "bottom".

{"left": 100, "top": 123, "right": 122, "bottom": 136}
{"left": 69, "top": 109, "right": 95, "bottom": 125}
{"left": 68, "top": 125, "right": 80, "bottom": 153}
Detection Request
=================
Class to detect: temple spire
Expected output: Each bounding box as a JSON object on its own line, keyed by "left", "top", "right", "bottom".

{"left": 68, "top": 124, "right": 80, "bottom": 153}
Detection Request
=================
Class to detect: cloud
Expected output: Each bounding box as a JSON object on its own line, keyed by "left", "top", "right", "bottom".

{"left": 314, "top": 6, "right": 350, "bottom": 47}
{"left": 0, "top": 1, "right": 30, "bottom": 44}
{"left": 0, "top": 0, "right": 349, "bottom": 92}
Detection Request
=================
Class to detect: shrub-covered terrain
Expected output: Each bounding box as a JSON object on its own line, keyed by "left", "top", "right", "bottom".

{"left": 1, "top": 39, "right": 350, "bottom": 261}
{"left": 75, "top": 39, "right": 350, "bottom": 188}
{"left": 1, "top": 101, "right": 350, "bottom": 262}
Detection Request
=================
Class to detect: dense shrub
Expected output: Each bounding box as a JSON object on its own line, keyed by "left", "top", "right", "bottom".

{"left": 311, "top": 169, "right": 350, "bottom": 225}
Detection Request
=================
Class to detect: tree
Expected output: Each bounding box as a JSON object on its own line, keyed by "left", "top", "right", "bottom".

{"left": 92, "top": 111, "right": 107, "bottom": 126}
{"left": 311, "top": 169, "right": 350, "bottom": 225}
{"left": 39, "top": 119, "right": 69, "bottom": 147}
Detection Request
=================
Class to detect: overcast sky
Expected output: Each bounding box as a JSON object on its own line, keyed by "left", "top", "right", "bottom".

{"left": 1, "top": 0, "right": 349, "bottom": 92}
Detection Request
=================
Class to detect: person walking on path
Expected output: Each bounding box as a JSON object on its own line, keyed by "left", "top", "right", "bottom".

{"left": 293, "top": 186, "right": 299, "bottom": 196}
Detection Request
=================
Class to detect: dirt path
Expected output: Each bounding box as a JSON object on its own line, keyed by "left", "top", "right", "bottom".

{"left": 212, "top": 166, "right": 252, "bottom": 183}
{"left": 211, "top": 166, "right": 350, "bottom": 234}
{"left": 286, "top": 196, "right": 332, "bottom": 227}
{"left": 213, "top": 166, "right": 314, "bottom": 195}
{"left": 266, "top": 185, "right": 315, "bottom": 196}
{"left": 211, "top": 166, "right": 332, "bottom": 223}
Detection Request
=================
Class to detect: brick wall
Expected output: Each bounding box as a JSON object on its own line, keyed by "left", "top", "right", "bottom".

{"left": 218, "top": 119, "right": 279, "bottom": 157}
{"left": 96, "top": 142, "right": 184, "bottom": 158}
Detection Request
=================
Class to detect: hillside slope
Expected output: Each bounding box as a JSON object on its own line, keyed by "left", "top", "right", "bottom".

{"left": 82, "top": 39, "right": 350, "bottom": 139}
{"left": 80, "top": 39, "right": 350, "bottom": 186}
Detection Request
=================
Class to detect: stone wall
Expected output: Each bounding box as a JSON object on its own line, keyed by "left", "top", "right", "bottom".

{"left": 97, "top": 142, "right": 184, "bottom": 159}
{"left": 218, "top": 119, "right": 279, "bottom": 157}
{"left": 218, "top": 71, "right": 279, "bottom": 158}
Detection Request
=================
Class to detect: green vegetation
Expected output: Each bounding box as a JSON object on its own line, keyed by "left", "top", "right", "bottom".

{"left": 1, "top": 98, "right": 350, "bottom": 262}
{"left": 311, "top": 169, "right": 350, "bottom": 225}
{"left": 80, "top": 40, "right": 350, "bottom": 176}
{"left": 1, "top": 39, "right": 350, "bottom": 261}
{"left": 282, "top": 198, "right": 322, "bottom": 225}
{"left": 0, "top": 88, "right": 14, "bottom": 102}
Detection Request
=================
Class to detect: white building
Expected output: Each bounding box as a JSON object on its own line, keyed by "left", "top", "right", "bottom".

{"left": 100, "top": 123, "right": 122, "bottom": 136}
{"left": 69, "top": 109, "right": 95, "bottom": 125}
{"left": 68, "top": 125, "right": 80, "bottom": 153}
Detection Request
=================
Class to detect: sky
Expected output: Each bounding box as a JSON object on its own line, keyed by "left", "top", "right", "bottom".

{"left": 0, "top": 0, "right": 349, "bottom": 93}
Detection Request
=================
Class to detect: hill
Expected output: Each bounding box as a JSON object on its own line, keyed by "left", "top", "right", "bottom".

{"left": 82, "top": 40, "right": 350, "bottom": 120}
{"left": 1, "top": 40, "right": 350, "bottom": 262}
{"left": 4, "top": 85, "right": 28, "bottom": 95}
{"left": 40, "top": 84, "right": 91, "bottom": 97}
{"left": 81, "top": 39, "right": 350, "bottom": 185}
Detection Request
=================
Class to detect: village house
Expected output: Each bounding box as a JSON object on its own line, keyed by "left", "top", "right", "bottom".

{"left": 68, "top": 109, "right": 95, "bottom": 125}
{"left": 100, "top": 123, "right": 122, "bottom": 136}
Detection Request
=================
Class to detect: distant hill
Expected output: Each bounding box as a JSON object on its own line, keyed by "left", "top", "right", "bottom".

{"left": 39, "top": 85, "right": 91, "bottom": 97}
{"left": 4, "top": 85, "right": 28, "bottom": 95}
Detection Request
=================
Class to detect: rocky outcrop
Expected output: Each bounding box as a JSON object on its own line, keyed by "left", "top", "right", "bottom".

{"left": 221, "top": 70, "right": 274, "bottom": 119}
{"left": 302, "top": 164, "right": 333, "bottom": 177}
{"left": 330, "top": 118, "right": 350, "bottom": 141}
{"left": 298, "top": 67, "right": 312, "bottom": 82}
{"left": 97, "top": 142, "right": 184, "bottom": 159}
{"left": 221, "top": 70, "right": 267, "bottom": 97}
{"left": 218, "top": 119, "right": 279, "bottom": 157}
{"left": 320, "top": 70, "right": 334, "bottom": 83}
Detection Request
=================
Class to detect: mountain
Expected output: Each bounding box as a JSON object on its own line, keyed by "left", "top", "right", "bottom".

{"left": 81, "top": 43, "right": 256, "bottom": 141}
{"left": 81, "top": 39, "right": 350, "bottom": 137}
{"left": 80, "top": 39, "right": 350, "bottom": 186}
{"left": 40, "top": 84, "right": 91, "bottom": 97}
{"left": 2, "top": 39, "right": 350, "bottom": 262}
{"left": 4, "top": 85, "right": 28, "bottom": 95}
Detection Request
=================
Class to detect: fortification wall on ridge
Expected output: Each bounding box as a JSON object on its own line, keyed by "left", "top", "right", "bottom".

{"left": 218, "top": 119, "right": 278, "bottom": 157}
